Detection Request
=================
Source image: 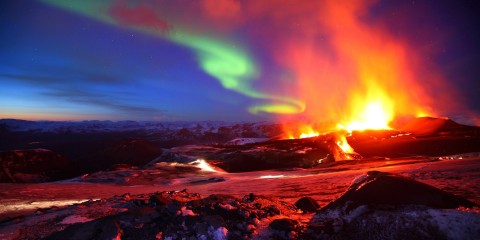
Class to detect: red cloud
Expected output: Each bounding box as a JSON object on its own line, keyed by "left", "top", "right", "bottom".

{"left": 109, "top": 4, "right": 170, "bottom": 33}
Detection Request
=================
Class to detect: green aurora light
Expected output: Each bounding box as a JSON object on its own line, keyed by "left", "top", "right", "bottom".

{"left": 39, "top": 0, "right": 305, "bottom": 115}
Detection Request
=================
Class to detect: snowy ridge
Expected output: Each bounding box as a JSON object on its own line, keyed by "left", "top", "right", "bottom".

{"left": 225, "top": 138, "right": 270, "bottom": 145}
{"left": 0, "top": 119, "right": 278, "bottom": 136}
{"left": 0, "top": 119, "right": 230, "bottom": 133}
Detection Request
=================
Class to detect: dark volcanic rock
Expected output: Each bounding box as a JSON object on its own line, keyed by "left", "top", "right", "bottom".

{"left": 0, "top": 149, "right": 73, "bottom": 183}
{"left": 400, "top": 116, "right": 480, "bottom": 137}
{"left": 323, "top": 171, "right": 478, "bottom": 212}
{"left": 270, "top": 218, "right": 299, "bottom": 232}
{"left": 347, "top": 117, "right": 480, "bottom": 158}
{"left": 5, "top": 186, "right": 479, "bottom": 240}
{"left": 295, "top": 196, "right": 320, "bottom": 213}
{"left": 45, "top": 215, "right": 124, "bottom": 240}
{"left": 304, "top": 171, "right": 480, "bottom": 239}
{"left": 101, "top": 138, "right": 162, "bottom": 167}
{"left": 39, "top": 191, "right": 297, "bottom": 240}
{"left": 268, "top": 218, "right": 300, "bottom": 239}
{"left": 208, "top": 136, "right": 338, "bottom": 172}
{"left": 306, "top": 206, "right": 457, "bottom": 240}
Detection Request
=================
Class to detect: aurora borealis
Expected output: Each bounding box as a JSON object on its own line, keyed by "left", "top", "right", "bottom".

{"left": 1, "top": 0, "right": 479, "bottom": 123}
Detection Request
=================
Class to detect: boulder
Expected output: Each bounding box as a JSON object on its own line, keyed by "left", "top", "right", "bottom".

{"left": 322, "top": 171, "right": 478, "bottom": 212}
{"left": 295, "top": 196, "right": 320, "bottom": 213}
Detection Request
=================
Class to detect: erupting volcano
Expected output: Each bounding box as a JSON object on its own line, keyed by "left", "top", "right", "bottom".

{"left": 278, "top": 0, "right": 451, "bottom": 142}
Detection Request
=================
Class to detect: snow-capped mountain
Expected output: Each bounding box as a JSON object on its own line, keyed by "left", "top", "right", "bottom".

{"left": 0, "top": 119, "right": 279, "bottom": 136}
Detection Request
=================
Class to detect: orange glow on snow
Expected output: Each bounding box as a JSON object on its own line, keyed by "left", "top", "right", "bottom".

{"left": 191, "top": 159, "right": 220, "bottom": 172}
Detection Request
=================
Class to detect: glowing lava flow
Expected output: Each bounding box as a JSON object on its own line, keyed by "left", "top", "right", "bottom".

{"left": 190, "top": 159, "right": 219, "bottom": 172}
{"left": 286, "top": 124, "right": 320, "bottom": 139}
{"left": 336, "top": 133, "right": 354, "bottom": 154}
{"left": 299, "top": 132, "right": 320, "bottom": 139}
{"left": 284, "top": 123, "right": 357, "bottom": 160}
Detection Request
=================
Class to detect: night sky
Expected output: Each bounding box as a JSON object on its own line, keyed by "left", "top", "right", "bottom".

{"left": 1, "top": 0, "right": 479, "bottom": 124}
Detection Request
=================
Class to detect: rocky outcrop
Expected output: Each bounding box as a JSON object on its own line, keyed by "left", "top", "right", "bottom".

{"left": 100, "top": 138, "right": 162, "bottom": 167}
{"left": 400, "top": 116, "right": 480, "bottom": 137}
{"left": 295, "top": 196, "right": 320, "bottom": 213}
{"left": 0, "top": 149, "right": 73, "bottom": 183}
{"left": 304, "top": 171, "right": 480, "bottom": 239}
{"left": 323, "top": 171, "right": 478, "bottom": 212}
{"left": 43, "top": 191, "right": 298, "bottom": 240}
{"left": 208, "top": 136, "right": 338, "bottom": 172}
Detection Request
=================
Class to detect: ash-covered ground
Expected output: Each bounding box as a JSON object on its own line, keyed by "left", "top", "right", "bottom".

{"left": 0, "top": 117, "right": 480, "bottom": 239}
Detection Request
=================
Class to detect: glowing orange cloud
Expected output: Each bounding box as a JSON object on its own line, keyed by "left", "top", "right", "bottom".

{"left": 244, "top": 0, "right": 459, "bottom": 131}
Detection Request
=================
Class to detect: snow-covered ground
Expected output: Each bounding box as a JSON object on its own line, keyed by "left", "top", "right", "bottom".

{"left": 1, "top": 155, "right": 479, "bottom": 239}
{"left": 2, "top": 155, "right": 479, "bottom": 210}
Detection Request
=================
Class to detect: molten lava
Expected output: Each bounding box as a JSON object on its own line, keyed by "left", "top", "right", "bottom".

{"left": 284, "top": 122, "right": 357, "bottom": 161}
{"left": 338, "top": 99, "right": 393, "bottom": 132}
{"left": 336, "top": 134, "right": 354, "bottom": 154}
{"left": 299, "top": 131, "right": 320, "bottom": 139}
{"left": 190, "top": 159, "right": 220, "bottom": 172}
{"left": 332, "top": 131, "right": 358, "bottom": 161}
{"left": 286, "top": 124, "right": 320, "bottom": 139}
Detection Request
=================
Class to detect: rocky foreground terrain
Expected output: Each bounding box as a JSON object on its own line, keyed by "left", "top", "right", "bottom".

{"left": 1, "top": 169, "right": 479, "bottom": 239}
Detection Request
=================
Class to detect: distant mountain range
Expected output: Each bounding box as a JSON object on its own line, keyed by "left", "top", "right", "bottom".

{"left": 0, "top": 119, "right": 270, "bottom": 133}
{"left": 0, "top": 119, "right": 285, "bottom": 182}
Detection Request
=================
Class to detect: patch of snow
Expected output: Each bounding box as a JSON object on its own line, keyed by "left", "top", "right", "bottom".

{"left": 0, "top": 119, "right": 248, "bottom": 134}
{"left": 428, "top": 208, "right": 480, "bottom": 240}
{"left": 259, "top": 175, "right": 285, "bottom": 179}
{"left": 295, "top": 147, "right": 312, "bottom": 154}
{"left": 345, "top": 205, "right": 369, "bottom": 223}
{"left": 182, "top": 209, "right": 196, "bottom": 216}
{"left": 226, "top": 138, "right": 269, "bottom": 145}
{"left": 437, "top": 152, "right": 480, "bottom": 160}
{"left": 209, "top": 226, "right": 228, "bottom": 240}
{"left": 60, "top": 215, "right": 93, "bottom": 224}
{"left": 0, "top": 199, "right": 94, "bottom": 214}
{"left": 218, "top": 203, "right": 237, "bottom": 211}
{"left": 189, "top": 159, "right": 222, "bottom": 172}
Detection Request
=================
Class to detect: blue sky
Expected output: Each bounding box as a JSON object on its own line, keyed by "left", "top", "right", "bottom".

{"left": 0, "top": 1, "right": 258, "bottom": 121}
